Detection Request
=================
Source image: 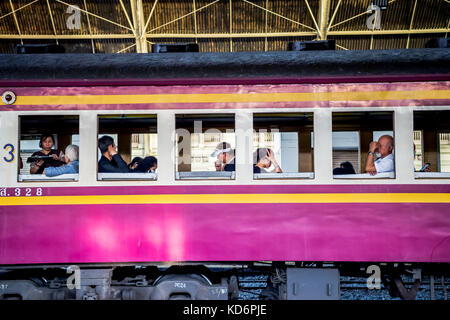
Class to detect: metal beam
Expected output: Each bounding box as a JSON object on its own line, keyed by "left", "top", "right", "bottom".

{"left": 46, "top": 0, "right": 58, "bottom": 45}
{"left": 327, "top": 0, "right": 341, "bottom": 32}
{"left": 0, "top": 34, "right": 136, "bottom": 39}
{"left": 264, "top": 0, "right": 268, "bottom": 51}
{"left": 242, "top": 0, "right": 316, "bottom": 31}
{"left": 143, "top": 0, "right": 159, "bottom": 33}
{"left": 193, "top": 0, "right": 198, "bottom": 43}
{"left": 329, "top": 0, "right": 397, "bottom": 30}
{"left": 328, "top": 29, "right": 450, "bottom": 35}
{"left": 0, "top": 29, "right": 448, "bottom": 40}
{"left": 55, "top": 0, "right": 133, "bottom": 32}
{"left": 148, "top": 0, "right": 220, "bottom": 33}
{"left": 0, "top": 0, "right": 40, "bottom": 21}
{"left": 406, "top": 0, "right": 418, "bottom": 49}
{"left": 230, "top": 0, "right": 233, "bottom": 52}
{"left": 147, "top": 31, "right": 318, "bottom": 38}
{"left": 119, "top": 0, "right": 135, "bottom": 34}
{"left": 318, "top": 0, "right": 331, "bottom": 40}
{"left": 116, "top": 43, "right": 136, "bottom": 54}
{"left": 304, "top": 0, "right": 321, "bottom": 39}
{"left": 130, "top": 0, "right": 147, "bottom": 53}
{"left": 83, "top": 0, "right": 95, "bottom": 54}
{"left": 9, "top": 0, "right": 23, "bottom": 45}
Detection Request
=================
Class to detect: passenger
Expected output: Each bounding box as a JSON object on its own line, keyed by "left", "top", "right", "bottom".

{"left": 128, "top": 157, "right": 143, "bottom": 170}
{"left": 29, "top": 134, "right": 65, "bottom": 174}
{"left": 133, "top": 156, "right": 158, "bottom": 173}
{"left": 98, "top": 135, "right": 130, "bottom": 173}
{"left": 365, "top": 135, "right": 394, "bottom": 175}
{"left": 333, "top": 161, "right": 356, "bottom": 175}
{"left": 211, "top": 142, "right": 235, "bottom": 172}
{"left": 413, "top": 144, "right": 431, "bottom": 172}
{"left": 44, "top": 145, "right": 79, "bottom": 177}
{"left": 253, "top": 148, "right": 282, "bottom": 173}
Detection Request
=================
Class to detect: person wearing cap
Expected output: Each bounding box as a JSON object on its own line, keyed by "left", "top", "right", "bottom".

{"left": 211, "top": 142, "right": 235, "bottom": 172}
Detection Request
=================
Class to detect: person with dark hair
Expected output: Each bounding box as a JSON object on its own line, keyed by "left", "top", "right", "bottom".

{"left": 133, "top": 156, "right": 157, "bottom": 173}
{"left": 253, "top": 148, "right": 282, "bottom": 174}
{"left": 210, "top": 142, "right": 235, "bottom": 172}
{"left": 128, "top": 157, "right": 143, "bottom": 170}
{"left": 98, "top": 135, "right": 130, "bottom": 173}
{"left": 333, "top": 161, "right": 356, "bottom": 175}
{"left": 29, "top": 134, "right": 64, "bottom": 174}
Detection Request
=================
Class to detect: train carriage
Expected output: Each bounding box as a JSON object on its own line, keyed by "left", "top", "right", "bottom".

{"left": 0, "top": 48, "right": 449, "bottom": 300}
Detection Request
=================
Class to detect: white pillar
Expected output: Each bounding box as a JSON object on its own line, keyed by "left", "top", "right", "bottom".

{"left": 394, "top": 108, "right": 414, "bottom": 182}
{"left": 235, "top": 111, "right": 253, "bottom": 184}
{"left": 157, "top": 111, "right": 176, "bottom": 185}
{"left": 0, "top": 112, "right": 18, "bottom": 187}
{"left": 79, "top": 111, "right": 98, "bottom": 185}
{"left": 314, "top": 108, "right": 333, "bottom": 183}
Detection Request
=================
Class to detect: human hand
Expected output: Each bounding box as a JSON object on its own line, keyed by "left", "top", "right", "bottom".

{"left": 51, "top": 154, "right": 59, "bottom": 160}
{"left": 36, "top": 160, "right": 44, "bottom": 167}
{"left": 267, "top": 149, "right": 275, "bottom": 161}
{"left": 369, "top": 141, "right": 377, "bottom": 153}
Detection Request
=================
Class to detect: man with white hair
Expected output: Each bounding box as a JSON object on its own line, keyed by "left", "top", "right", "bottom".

{"left": 365, "top": 135, "right": 394, "bottom": 175}
{"left": 44, "top": 144, "right": 79, "bottom": 177}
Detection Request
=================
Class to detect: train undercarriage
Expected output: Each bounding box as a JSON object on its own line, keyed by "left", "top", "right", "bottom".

{"left": 0, "top": 262, "right": 448, "bottom": 300}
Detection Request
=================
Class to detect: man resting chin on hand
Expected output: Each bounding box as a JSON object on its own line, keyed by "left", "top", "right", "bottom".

{"left": 365, "top": 135, "right": 394, "bottom": 176}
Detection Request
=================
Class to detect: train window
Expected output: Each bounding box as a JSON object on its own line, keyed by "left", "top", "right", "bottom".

{"left": 413, "top": 111, "right": 450, "bottom": 178}
{"left": 176, "top": 114, "right": 235, "bottom": 180}
{"left": 18, "top": 115, "right": 80, "bottom": 182}
{"left": 253, "top": 113, "right": 314, "bottom": 179}
{"left": 97, "top": 114, "right": 157, "bottom": 181}
{"left": 332, "top": 112, "right": 395, "bottom": 179}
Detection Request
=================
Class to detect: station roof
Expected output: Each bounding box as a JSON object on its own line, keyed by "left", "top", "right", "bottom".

{"left": 0, "top": 0, "right": 448, "bottom": 53}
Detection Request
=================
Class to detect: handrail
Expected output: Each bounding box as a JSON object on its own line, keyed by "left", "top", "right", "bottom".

{"left": 18, "top": 174, "right": 78, "bottom": 182}
{"left": 98, "top": 173, "right": 157, "bottom": 181}
{"left": 254, "top": 172, "right": 314, "bottom": 179}
{"left": 176, "top": 171, "right": 235, "bottom": 180}
{"left": 333, "top": 172, "right": 395, "bottom": 179}
{"left": 414, "top": 172, "right": 450, "bottom": 179}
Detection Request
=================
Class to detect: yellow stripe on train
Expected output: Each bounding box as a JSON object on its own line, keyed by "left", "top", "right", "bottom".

{"left": 13, "top": 90, "right": 450, "bottom": 105}
{"left": 1, "top": 193, "right": 450, "bottom": 206}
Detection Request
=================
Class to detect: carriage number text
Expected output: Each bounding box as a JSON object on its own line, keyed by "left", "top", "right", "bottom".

{"left": 0, "top": 188, "right": 43, "bottom": 197}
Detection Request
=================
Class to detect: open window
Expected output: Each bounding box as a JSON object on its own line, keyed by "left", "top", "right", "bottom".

{"left": 176, "top": 114, "right": 235, "bottom": 180}
{"left": 97, "top": 114, "right": 157, "bottom": 181}
{"left": 414, "top": 111, "right": 450, "bottom": 179}
{"left": 332, "top": 112, "right": 394, "bottom": 179}
{"left": 253, "top": 113, "right": 314, "bottom": 179}
{"left": 19, "top": 115, "right": 79, "bottom": 182}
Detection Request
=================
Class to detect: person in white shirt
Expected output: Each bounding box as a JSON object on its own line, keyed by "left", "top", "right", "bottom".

{"left": 365, "top": 135, "right": 394, "bottom": 175}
